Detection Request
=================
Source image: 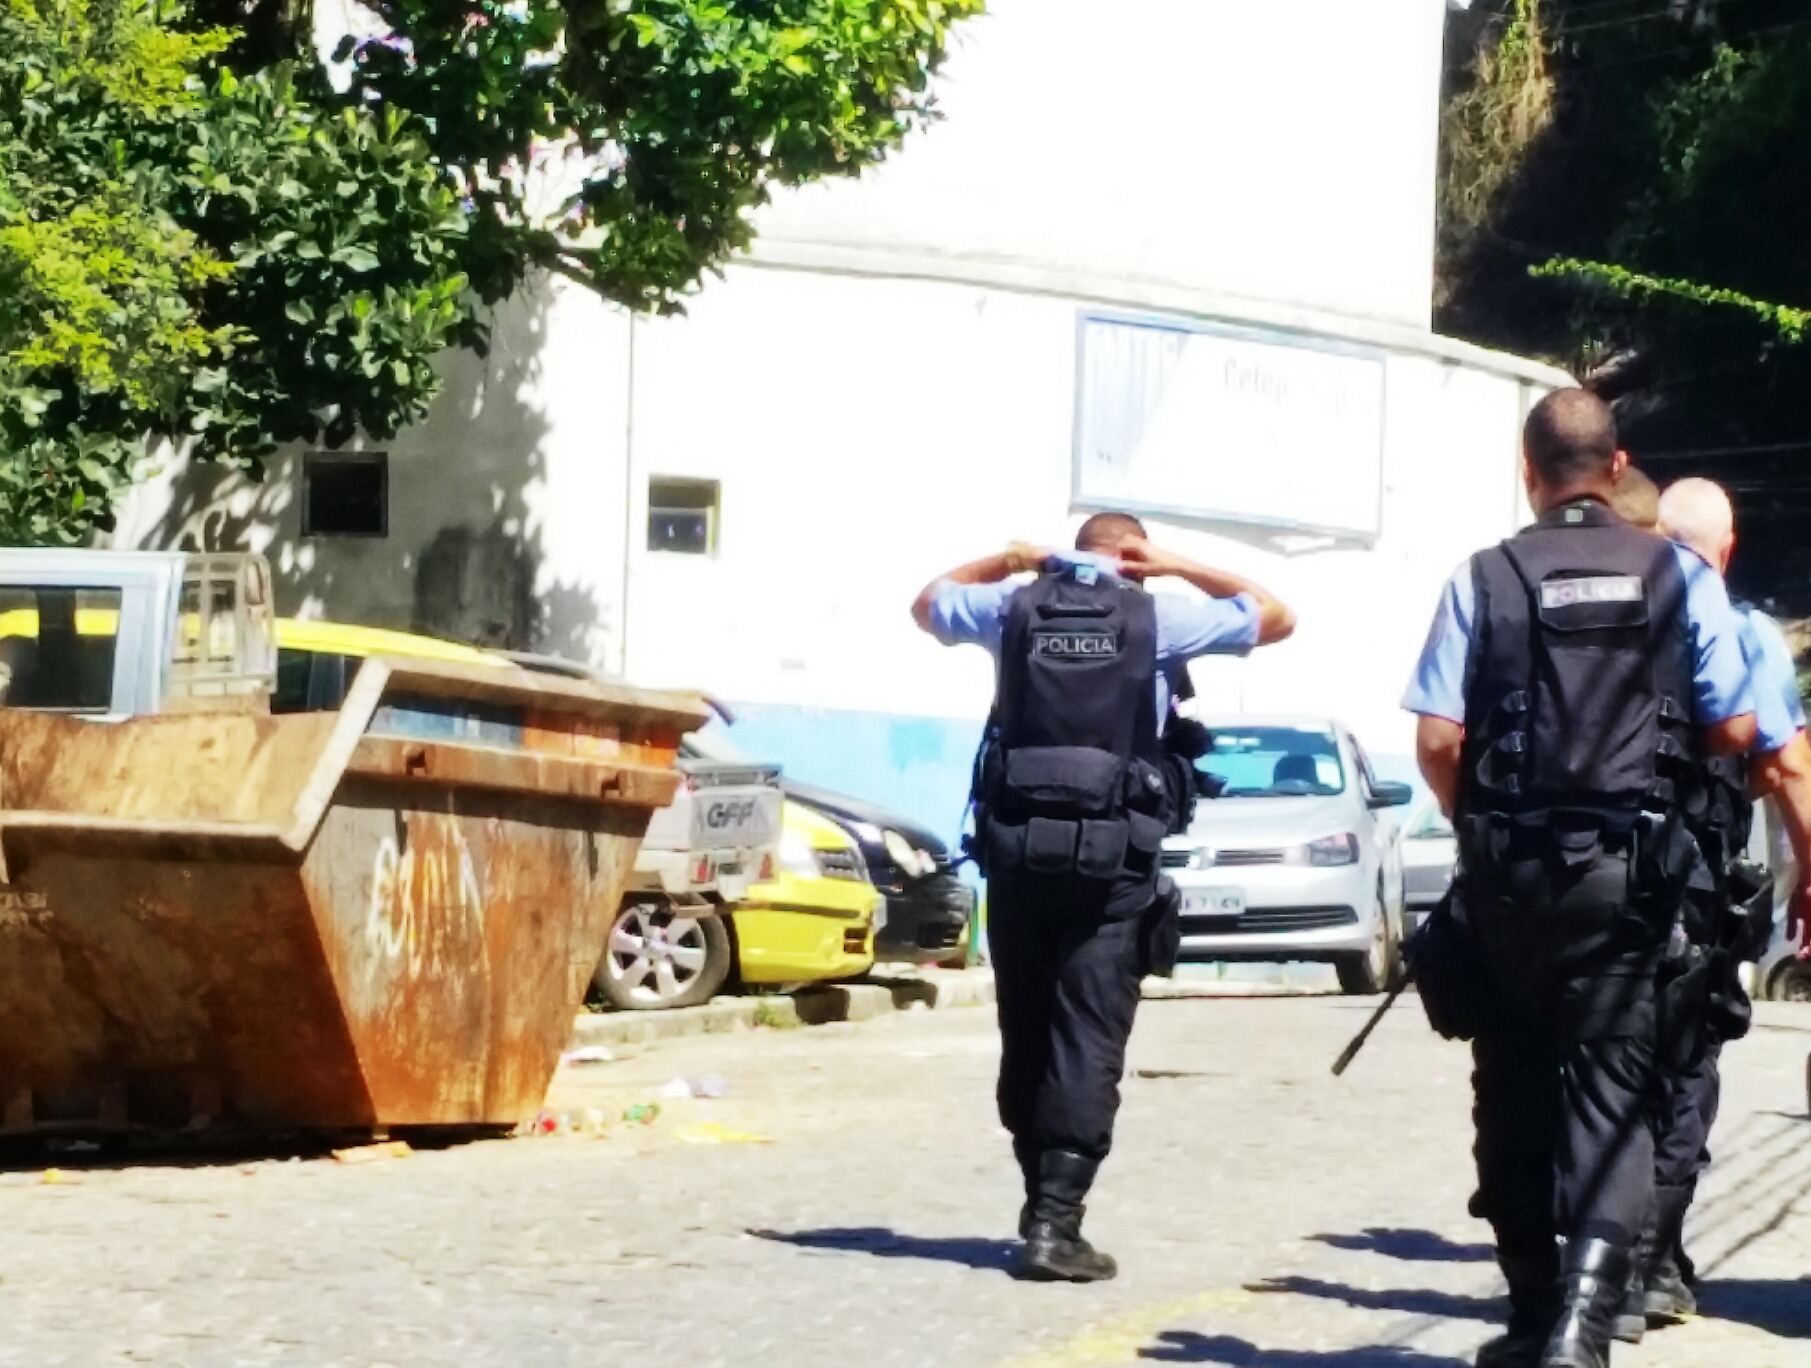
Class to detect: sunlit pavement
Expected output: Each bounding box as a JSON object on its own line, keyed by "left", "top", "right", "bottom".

{"left": 2, "top": 994, "right": 1806, "bottom": 1367}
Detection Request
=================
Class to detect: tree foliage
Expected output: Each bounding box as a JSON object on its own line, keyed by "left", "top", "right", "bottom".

{"left": 1437, "top": 0, "right": 1811, "bottom": 597}
{"left": 324, "top": 0, "right": 984, "bottom": 312}
{"left": 0, "top": 0, "right": 983, "bottom": 543}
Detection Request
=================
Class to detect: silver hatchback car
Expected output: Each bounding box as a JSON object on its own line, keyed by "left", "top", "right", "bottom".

{"left": 1162, "top": 716, "right": 1414, "bottom": 994}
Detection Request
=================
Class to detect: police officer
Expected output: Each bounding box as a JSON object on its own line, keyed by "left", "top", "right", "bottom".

{"left": 1404, "top": 390, "right": 1760, "bottom": 1368}
{"left": 912, "top": 513, "right": 1294, "bottom": 1281}
{"left": 1627, "top": 477, "right": 1811, "bottom": 1333}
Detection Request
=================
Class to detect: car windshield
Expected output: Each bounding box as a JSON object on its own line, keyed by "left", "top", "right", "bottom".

{"left": 1409, "top": 795, "right": 1454, "bottom": 839}
{"left": 1198, "top": 726, "right": 1346, "bottom": 798}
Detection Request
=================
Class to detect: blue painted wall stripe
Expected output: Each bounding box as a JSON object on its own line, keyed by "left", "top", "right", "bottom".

{"left": 724, "top": 702, "right": 985, "bottom": 857}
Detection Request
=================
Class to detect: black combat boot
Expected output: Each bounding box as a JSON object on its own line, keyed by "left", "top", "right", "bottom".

{"left": 1643, "top": 1184, "right": 1697, "bottom": 1326}
{"left": 1013, "top": 1138, "right": 1038, "bottom": 1239}
{"left": 1611, "top": 1229, "right": 1650, "bottom": 1345}
{"left": 1016, "top": 1150, "right": 1118, "bottom": 1283}
{"left": 1475, "top": 1250, "right": 1560, "bottom": 1368}
{"left": 1541, "top": 1238, "right": 1632, "bottom": 1368}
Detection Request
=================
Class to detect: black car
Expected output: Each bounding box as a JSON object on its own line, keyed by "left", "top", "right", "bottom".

{"left": 783, "top": 782, "right": 977, "bottom": 966}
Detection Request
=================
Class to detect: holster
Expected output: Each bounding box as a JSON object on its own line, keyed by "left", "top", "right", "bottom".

{"left": 1657, "top": 914, "right": 1711, "bottom": 1070}
{"left": 1136, "top": 876, "right": 1183, "bottom": 979}
{"left": 1409, "top": 885, "right": 1490, "bottom": 1042}
{"left": 1701, "top": 857, "right": 1771, "bottom": 1042}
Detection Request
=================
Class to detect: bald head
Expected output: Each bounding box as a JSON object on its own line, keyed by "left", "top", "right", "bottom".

{"left": 1658, "top": 477, "right": 1736, "bottom": 575}
{"left": 1608, "top": 466, "right": 1660, "bottom": 531}
{"left": 1522, "top": 389, "right": 1627, "bottom": 512}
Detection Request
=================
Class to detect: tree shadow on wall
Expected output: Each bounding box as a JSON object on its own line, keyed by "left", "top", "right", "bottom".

{"left": 126, "top": 272, "right": 620, "bottom": 664}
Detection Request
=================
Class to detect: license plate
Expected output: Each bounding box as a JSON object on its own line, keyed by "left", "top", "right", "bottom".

{"left": 1182, "top": 887, "right": 1245, "bottom": 918}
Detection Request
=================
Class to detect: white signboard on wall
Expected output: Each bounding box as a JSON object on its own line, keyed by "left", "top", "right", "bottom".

{"left": 1073, "top": 312, "right": 1388, "bottom": 540}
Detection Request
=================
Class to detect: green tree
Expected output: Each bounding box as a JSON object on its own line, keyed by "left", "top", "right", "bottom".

{"left": 0, "top": 0, "right": 468, "bottom": 541}
{"left": 1, "top": 0, "right": 983, "bottom": 544}
{"left": 0, "top": 0, "right": 235, "bottom": 541}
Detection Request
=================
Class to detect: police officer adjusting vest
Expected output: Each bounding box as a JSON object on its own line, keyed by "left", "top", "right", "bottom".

{"left": 1462, "top": 500, "right": 1696, "bottom": 828}
{"left": 980, "top": 569, "right": 1174, "bottom": 883}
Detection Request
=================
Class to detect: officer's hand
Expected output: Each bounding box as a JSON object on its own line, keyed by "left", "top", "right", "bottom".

{"left": 1115, "top": 536, "right": 1177, "bottom": 580}
{"left": 1790, "top": 881, "right": 1811, "bottom": 957}
{"left": 1005, "top": 542, "right": 1052, "bottom": 575}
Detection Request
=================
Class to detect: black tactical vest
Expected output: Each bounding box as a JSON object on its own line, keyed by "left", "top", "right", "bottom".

{"left": 977, "top": 569, "right": 1170, "bottom": 882}
{"left": 1460, "top": 499, "right": 1695, "bottom": 819}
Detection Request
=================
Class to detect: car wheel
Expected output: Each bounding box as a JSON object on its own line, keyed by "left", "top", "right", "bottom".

{"left": 1336, "top": 886, "right": 1398, "bottom": 996}
{"left": 594, "top": 900, "right": 733, "bottom": 1011}
{"left": 1771, "top": 961, "right": 1811, "bottom": 1004}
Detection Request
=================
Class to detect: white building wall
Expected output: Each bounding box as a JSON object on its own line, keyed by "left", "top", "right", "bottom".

{"left": 620, "top": 264, "right": 1552, "bottom": 762}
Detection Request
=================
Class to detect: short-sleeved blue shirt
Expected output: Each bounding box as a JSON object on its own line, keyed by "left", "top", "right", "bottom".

{"left": 1735, "top": 602, "right": 1806, "bottom": 752}
{"left": 927, "top": 550, "right": 1260, "bottom": 722}
{"left": 1402, "top": 539, "right": 1755, "bottom": 729}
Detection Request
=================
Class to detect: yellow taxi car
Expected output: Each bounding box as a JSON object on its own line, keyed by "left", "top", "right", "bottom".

{"left": 267, "top": 619, "right": 879, "bottom": 995}
{"left": 733, "top": 802, "right": 881, "bottom": 986}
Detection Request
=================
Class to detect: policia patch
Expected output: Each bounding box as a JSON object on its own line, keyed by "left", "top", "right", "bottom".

{"left": 1538, "top": 575, "right": 1642, "bottom": 610}
{"left": 1031, "top": 629, "right": 1120, "bottom": 659}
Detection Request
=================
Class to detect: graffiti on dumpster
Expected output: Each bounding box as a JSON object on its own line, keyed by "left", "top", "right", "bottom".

{"left": 0, "top": 889, "right": 51, "bottom": 930}
{"left": 363, "top": 818, "right": 486, "bottom": 978}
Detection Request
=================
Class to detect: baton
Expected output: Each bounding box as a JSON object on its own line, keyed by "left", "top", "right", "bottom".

{"left": 1330, "top": 973, "right": 1412, "bottom": 1077}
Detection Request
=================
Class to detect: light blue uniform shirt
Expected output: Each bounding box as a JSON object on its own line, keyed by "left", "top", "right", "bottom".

{"left": 1735, "top": 602, "right": 1806, "bottom": 753}
{"left": 927, "top": 550, "right": 1261, "bottom": 722}
{"left": 1402, "top": 540, "right": 1755, "bottom": 729}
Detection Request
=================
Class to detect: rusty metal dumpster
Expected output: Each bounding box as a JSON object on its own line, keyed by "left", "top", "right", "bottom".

{"left": 0, "top": 656, "right": 705, "bottom": 1138}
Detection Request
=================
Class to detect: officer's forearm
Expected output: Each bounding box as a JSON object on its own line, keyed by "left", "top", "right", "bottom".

{"left": 1753, "top": 731, "right": 1811, "bottom": 877}
{"left": 1160, "top": 557, "right": 1297, "bottom": 644}
{"left": 1416, "top": 715, "right": 1465, "bottom": 818}
{"left": 909, "top": 550, "right": 1024, "bottom": 632}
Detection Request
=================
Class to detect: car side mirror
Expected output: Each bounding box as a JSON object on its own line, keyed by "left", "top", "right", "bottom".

{"left": 1368, "top": 781, "right": 1415, "bottom": 810}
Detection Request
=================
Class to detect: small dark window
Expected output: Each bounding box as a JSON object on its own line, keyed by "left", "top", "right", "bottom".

{"left": 647, "top": 477, "right": 720, "bottom": 556}
{"left": 304, "top": 452, "right": 388, "bottom": 537}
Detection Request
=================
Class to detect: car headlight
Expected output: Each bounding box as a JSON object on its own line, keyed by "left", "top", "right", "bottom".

{"left": 776, "top": 829, "right": 870, "bottom": 882}
{"left": 882, "top": 829, "right": 935, "bottom": 879}
{"left": 776, "top": 829, "right": 821, "bottom": 878}
{"left": 1305, "top": 833, "right": 1360, "bottom": 867}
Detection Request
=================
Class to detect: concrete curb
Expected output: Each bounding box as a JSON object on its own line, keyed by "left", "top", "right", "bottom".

{"left": 566, "top": 969, "right": 996, "bottom": 1051}
{"left": 1140, "top": 978, "right": 1343, "bottom": 1001}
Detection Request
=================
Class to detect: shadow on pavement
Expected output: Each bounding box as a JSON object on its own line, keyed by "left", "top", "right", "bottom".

{"left": 749, "top": 1226, "right": 1017, "bottom": 1272}
{"left": 1696, "top": 1278, "right": 1811, "bottom": 1337}
{"left": 1138, "top": 1331, "right": 1472, "bottom": 1365}
{"left": 1248, "top": 1276, "right": 1500, "bottom": 1325}
{"left": 1310, "top": 1228, "right": 1494, "bottom": 1263}
{"left": 0, "top": 1126, "right": 506, "bottom": 1174}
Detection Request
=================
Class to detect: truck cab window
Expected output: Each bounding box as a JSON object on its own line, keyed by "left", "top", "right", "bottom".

{"left": 0, "top": 587, "right": 123, "bottom": 711}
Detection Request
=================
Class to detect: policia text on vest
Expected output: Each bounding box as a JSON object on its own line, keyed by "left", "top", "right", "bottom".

{"left": 913, "top": 515, "right": 1295, "bottom": 1285}
{"left": 1403, "top": 390, "right": 1811, "bottom": 1368}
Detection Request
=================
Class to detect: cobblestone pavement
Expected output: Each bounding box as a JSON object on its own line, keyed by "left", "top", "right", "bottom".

{"left": 3, "top": 995, "right": 1808, "bottom": 1367}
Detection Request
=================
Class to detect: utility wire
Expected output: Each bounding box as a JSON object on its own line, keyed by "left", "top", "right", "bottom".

{"left": 1573, "top": 15, "right": 1811, "bottom": 64}
{"left": 1559, "top": 0, "right": 1781, "bottom": 39}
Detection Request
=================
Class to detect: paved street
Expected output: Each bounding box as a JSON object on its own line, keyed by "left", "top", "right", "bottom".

{"left": 3, "top": 992, "right": 1809, "bottom": 1367}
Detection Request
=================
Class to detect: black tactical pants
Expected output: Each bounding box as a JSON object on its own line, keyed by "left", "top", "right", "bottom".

{"left": 1654, "top": 1034, "right": 1720, "bottom": 1193}
{"left": 1466, "top": 842, "right": 1669, "bottom": 1256}
{"left": 988, "top": 873, "right": 1148, "bottom": 1162}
